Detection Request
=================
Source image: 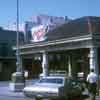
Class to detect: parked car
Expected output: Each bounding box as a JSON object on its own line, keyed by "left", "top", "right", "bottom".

{"left": 23, "top": 75, "right": 88, "bottom": 100}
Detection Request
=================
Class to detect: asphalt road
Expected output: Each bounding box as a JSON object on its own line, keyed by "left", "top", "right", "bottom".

{"left": 0, "top": 81, "right": 100, "bottom": 100}
{"left": 0, "top": 95, "right": 33, "bottom": 100}
{"left": 0, "top": 81, "right": 34, "bottom": 100}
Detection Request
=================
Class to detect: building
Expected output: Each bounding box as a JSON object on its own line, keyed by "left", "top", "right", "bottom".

{"left": 0, "top": 27, "right": 24, "bottom": 80}
{"left": 0, "top": 14, "right": 68, "bottom": 80}
{"left": 17, "top": 14, "right": 69, "bottom": 78}
{"left": 13, "top": 16, "right": 100, "bottom": 79}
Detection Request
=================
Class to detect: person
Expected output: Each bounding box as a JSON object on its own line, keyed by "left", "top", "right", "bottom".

{"left": 87, "top": 69, "right": 97, "bottom": 100}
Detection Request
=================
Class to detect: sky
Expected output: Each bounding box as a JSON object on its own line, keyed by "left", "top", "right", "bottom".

{"left": 0, "top": 0, "right": 100, "bottom": 27}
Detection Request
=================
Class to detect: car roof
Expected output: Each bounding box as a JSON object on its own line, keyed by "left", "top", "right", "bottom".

{"left": 42, "top": 76, "right": 65, "bottom": 79}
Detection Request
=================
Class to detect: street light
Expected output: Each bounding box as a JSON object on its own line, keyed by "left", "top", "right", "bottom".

{"left": 16, "top": 0, "right": 21, "bottom": 72}
{"left": 9, "top": 0, "right": 25, "bottom": 92}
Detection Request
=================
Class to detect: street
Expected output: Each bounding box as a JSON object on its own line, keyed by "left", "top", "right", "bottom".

{"left": 0, "top": 81, "right": 34, "bottom": 100}
{"left": 0, "top": 95, "right": 32, "bottom": 100}
{"left": 0, "top": 81, "right": 100, "bottom": 100}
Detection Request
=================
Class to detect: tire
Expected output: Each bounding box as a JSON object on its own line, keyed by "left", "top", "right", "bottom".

{"left": 35, "top": 97, "right": 43, "bottom": 100}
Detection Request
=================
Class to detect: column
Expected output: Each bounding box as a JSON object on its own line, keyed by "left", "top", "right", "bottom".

{"left": 89, "top": 47, "right": 98, "bottom": 74}
{"left": 68, "top": 56, "right": 72, "bottom": 77}
{"left": 41, "top": 51, "right": 49, "bottom": 77}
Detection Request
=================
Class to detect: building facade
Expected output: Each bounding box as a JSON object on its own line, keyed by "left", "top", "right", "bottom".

{"left": 0, "top": 14, "right": 69, "bottom": 80}
{"left": 0, "top": 27, "right": 24, "bottom": 80}
{"left": 13, "top": 16, "right": 100, "bottom": 80}
{"left": 18, "top": 14, "right": 69, "bottom": 78}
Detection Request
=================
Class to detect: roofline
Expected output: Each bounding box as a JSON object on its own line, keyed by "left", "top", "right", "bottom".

{"left": 13, "top": 34, "right": 92, "bottom": 50}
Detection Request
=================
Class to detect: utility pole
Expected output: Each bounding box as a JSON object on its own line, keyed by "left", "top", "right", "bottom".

{"left": 9, "top": 0, "right": 25, "bottom": 92}
{"left": 16, "top": 0, "right": 21, "bottom": 72}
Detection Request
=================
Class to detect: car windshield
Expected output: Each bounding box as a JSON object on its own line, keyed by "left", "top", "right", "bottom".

{"left": 39, "top": 78, "right": 63, "bottom": 84}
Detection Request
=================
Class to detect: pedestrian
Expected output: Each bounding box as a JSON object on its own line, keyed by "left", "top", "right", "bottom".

{"left": 87, "top": 68, "right": 97, "bottom": 100}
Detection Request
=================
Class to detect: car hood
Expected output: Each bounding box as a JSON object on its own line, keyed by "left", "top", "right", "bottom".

{"left": 24, "top": 83, "right": 62, "bottom": 93}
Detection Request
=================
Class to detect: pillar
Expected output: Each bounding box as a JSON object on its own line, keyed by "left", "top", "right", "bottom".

{"left": 68, "top": 56, "right": 72, "bottom": 77}
{"left": 41, "top": 51, "right": 49, "bottom": 77}
{"left": 89, "top": 47, "right": 98, "bottom": 74}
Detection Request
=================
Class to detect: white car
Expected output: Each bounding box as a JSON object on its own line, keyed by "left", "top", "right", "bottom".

{"left": 23, "top": 76, "right": 87, "bottom": 100}
{"left": 23, "top": 76, "right": 65, "bottom": 99}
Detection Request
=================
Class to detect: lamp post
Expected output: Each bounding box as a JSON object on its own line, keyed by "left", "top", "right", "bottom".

{"left": 16, "top": 0, "right": 21, "bottom": 72}
{"left": 9, "top": 0, "right": 25, "bottom": 92}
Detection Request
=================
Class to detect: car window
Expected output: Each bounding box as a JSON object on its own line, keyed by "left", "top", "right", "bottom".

{"left": 64, "top": 78, "right": 80, "bottom": 86}
{"left": 39, "top": 78, "right": 63, "bottom": 84}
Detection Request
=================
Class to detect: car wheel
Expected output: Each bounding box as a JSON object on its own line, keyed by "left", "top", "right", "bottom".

{"left": 35, "top": 97, "right": 43, "bottom": 100}
{"left": 51, "top": 98, "right": 66, "bottom": 100}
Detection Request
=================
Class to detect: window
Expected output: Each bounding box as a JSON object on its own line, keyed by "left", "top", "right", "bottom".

{"left": 0, "top": 43, "right": 8, "bottom": 57}
{"left": 39, "top": 78, "right": 63, "bottom": 84}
